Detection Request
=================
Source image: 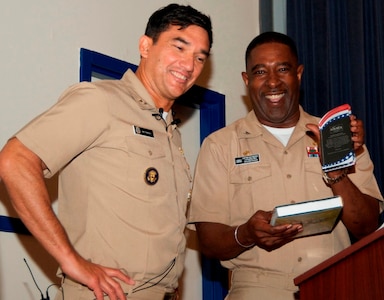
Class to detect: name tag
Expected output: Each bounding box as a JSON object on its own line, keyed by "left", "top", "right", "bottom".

{"left": 235, "top": 154, "right": 260, "bottom": 165}
{"left": 133, "top": 126, "right": 154, "bottom": 138}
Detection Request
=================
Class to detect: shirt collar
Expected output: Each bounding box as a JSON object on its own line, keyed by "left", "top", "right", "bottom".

{"left": 237, "top": 106, "right": 319, "bottom": 142}
{"left": 121, "top": 69, "right": 156, "bottom": 111}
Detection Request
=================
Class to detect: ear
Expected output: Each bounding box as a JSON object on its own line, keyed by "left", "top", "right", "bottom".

{"left": 139, "top": 35, "right": 153, "bottom": 58}
{"left": 297, "top": 64, "right": 304, "bottom": 82}
{"left": 241, "top": 71, "right": 249, "bottom": 86}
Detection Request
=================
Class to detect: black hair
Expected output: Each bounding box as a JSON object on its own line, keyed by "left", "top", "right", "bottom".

{"left": 245, "top": 31, "right": 299, "bottom": 67}
{"left": 144, "top": 3, "right": 213, "bottom": 50}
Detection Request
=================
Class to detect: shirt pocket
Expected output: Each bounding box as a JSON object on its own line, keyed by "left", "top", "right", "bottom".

{"left": 229, "top": 163, "right": 272, "bottom": 184}
{"left": 303, "top": 160, "right": 329, "bottom": 199}
{"left": 229, "top": 163, "right": 272, "bottom": 218}
{"left": 304, "top": 160, "right": 323, "bottom": 180}
{"left": 125, "top": 135, "right": 166, "bottom": 160}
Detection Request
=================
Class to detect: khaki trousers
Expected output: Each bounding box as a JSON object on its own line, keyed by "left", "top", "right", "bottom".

{"left": 225, "top": 269, "right": 300, "bottom": 300}
{"left": 54, "top": 277, "right": 177, "bottom": 300}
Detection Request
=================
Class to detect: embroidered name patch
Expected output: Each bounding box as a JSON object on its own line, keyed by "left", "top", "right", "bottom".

{"left": 133, "top": 126, "right": 154, "bottom": 138}
{"left": 235, "top": 154, "right": 260, "bottom": 165}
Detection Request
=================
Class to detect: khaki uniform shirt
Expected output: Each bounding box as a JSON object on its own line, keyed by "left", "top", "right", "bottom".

{"left": 189, "top": 107, "right": 382, "bottom": 283}
{"left": 16, "top": 70, "right": 192, "bottom": 291}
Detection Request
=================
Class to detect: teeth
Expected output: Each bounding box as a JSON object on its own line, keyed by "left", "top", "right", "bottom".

{"left": 171, "top": 71, "right": 187, "bottom": 81}
{"left": 266, "top": 94, "right": 284, "bottom": 99}
{"left": 266, "top": 93, "right": 284, "bottom": 101}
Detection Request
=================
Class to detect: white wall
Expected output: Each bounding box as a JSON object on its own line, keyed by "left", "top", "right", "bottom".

{"left": 0, "top": 1, "right": 259, "bottom": 299}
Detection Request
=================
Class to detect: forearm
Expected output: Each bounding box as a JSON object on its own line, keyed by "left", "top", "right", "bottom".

{"left": 0, "top": 139, "right": 78, "bottom": 266}
{"left": 10, "top": 180, "right": 77, "bottom": 266}
{"left": 328, "top": 170, "right": 379, "bottom": 239}
{"left": 196, "top": 222, "right": 253, "bottom": 260}
{"left": 196, "top": 212, "right": 302, "bottom": 260}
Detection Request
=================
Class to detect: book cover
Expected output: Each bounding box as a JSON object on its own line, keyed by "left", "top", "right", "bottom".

{"left": 270, "top": 196, "right": 343, "bottom": 238}
{"left": 319, "top": 104, "right": 355, "bottom": 172}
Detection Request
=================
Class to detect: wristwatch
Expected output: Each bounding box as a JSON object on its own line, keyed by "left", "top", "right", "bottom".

{"left": 322, "top": 168, "right": 348, "bottom": 185}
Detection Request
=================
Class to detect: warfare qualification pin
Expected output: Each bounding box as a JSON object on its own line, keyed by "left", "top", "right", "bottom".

{"left": 145, "top": 167, "right": 159, "bottom": 185}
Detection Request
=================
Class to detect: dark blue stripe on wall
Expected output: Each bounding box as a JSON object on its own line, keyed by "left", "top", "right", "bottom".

{"left": 0, "top": 215, "right": 31, "bottom": 235}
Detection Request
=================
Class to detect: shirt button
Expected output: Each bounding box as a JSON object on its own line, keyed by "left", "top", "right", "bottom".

{"left": 247, "top": 176, "right": 252, "bottom": 181}
{"left": 290, "top": 200, "right": 296, "bottom": 204}
{"left": 298, "top": 257, "right": 302, "bottom": 262}
{"left": 286, "top": 174, "right": 292, "bottom": 179}
{"left": 284, "top": 150, "right": 288, "bottom": 154}
{"left": 148, "top": 150, "right": 153, "bottom": 156}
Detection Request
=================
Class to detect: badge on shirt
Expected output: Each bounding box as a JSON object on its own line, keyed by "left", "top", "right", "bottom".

{"left": 307, "top": 146, "right": 319, "bottom": 158}
{"left": 145, "top": 167, "right": 159, "bottom": 185}
{"left": 133, "top": 125, "right": 154, "bottom": 138}
{"left": 235, "top": 154, "right": 260, "bottom": 165}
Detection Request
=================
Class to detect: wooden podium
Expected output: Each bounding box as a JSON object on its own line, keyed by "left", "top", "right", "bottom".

{"left": 294, "top": 227, "right": 384, "bottom": 299}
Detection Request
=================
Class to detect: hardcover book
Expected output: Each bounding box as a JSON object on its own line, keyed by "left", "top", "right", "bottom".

{"left": 319, "top": 104, "right": 355, "bottom": 172}
{"left": 270, "top": 196, "right": 343, "bottom": 238}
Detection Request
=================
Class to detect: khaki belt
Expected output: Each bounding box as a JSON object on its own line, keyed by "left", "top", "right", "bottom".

{"left": 231, "top": 268, "right": 298, "bottom": 291}
{"left": 62, "top": 276, "right": 178, "bottom": 299}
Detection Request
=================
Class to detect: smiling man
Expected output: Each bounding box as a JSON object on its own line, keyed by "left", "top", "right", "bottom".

{"left": 189, "top": 32, "right": 382, "bottom": 299}
{"left": 0, "top": 4, "right": 212, "bottom": 300}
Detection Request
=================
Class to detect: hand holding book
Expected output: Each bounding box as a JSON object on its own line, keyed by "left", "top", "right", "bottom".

{"left": 270, "top": 196, "right": 343, "bottom": 238}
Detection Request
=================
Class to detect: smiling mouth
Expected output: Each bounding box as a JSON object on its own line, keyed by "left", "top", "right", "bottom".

{"left": 265, "top": 93, "right": 285, "bottom": 103}
{"left": 171, "top": 70, "right": 188, "bottom": 82}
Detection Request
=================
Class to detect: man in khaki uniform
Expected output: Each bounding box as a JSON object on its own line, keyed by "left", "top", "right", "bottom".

{"left": 189, "top": 32, "right": 383, "bottom": 300}
{"left": 0, "top": 4, "right": 212, "bottom": 300}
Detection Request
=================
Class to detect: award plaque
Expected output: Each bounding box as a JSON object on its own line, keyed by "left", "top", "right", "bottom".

{"left": 319, "top": 104, "right": 355, "bottom": 172}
